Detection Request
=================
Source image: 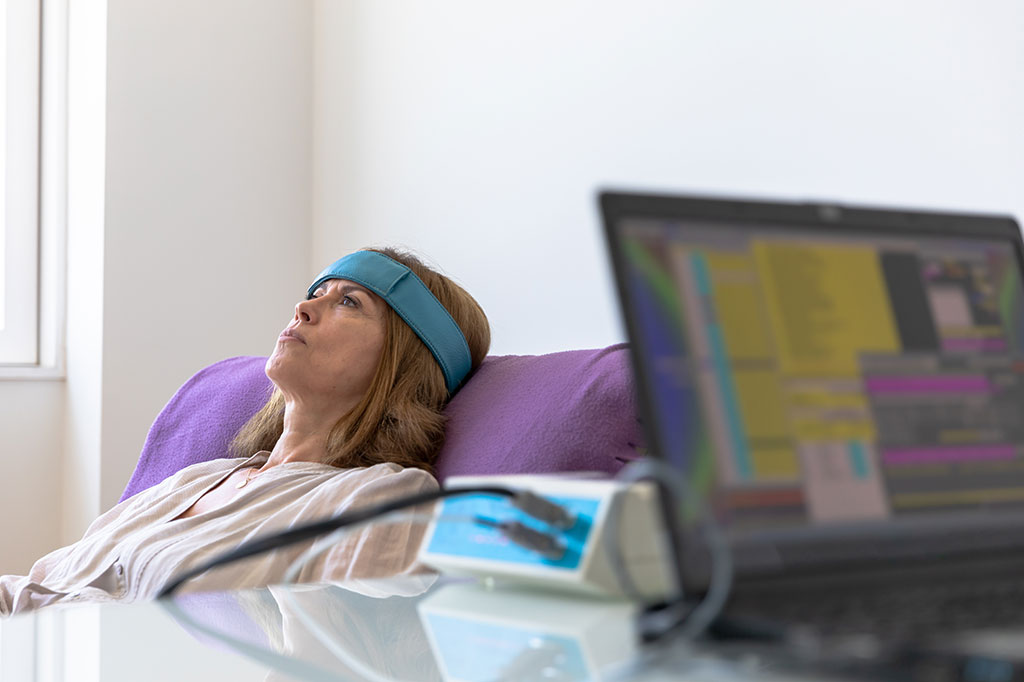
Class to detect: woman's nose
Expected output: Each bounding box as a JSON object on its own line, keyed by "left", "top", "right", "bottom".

{"left": 294, "top": 299, "right": 314, "bottom": 323}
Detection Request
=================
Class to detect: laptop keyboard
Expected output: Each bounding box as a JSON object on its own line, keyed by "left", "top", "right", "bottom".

{"left": 734, "top": 576, "right": 1024, "bottom": 638}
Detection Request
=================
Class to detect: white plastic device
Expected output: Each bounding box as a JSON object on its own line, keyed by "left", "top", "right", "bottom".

{"left": 418, "top": 474, "right": 679, "bottom": 599}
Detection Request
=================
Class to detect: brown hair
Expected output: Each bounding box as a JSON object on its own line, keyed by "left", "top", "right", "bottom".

{"left": 231, "top": 247, "right": 490, "bottom": 474}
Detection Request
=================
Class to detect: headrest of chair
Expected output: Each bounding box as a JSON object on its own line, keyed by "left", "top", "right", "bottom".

{"left": 120, "top": 345, "right": 643, "bottom": 501}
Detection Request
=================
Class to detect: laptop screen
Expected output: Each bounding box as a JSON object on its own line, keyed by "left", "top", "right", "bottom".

{"left": 602, "top": 192, "right": 1024, "bottom": 577}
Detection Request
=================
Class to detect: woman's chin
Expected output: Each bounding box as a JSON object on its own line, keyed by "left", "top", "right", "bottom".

{"left": 264, "top": 353, "right": 290, "bottom": 383}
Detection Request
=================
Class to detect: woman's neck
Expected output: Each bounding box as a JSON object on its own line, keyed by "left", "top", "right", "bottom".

{"left": 263, "top": 401, "right": 345, "bottom": 469}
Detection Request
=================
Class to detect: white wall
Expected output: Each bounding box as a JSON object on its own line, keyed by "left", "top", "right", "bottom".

{"left": 311, "top": 0, "right": 1024, "bottom": 355}
{"left": 0, "top": 383, "right": 63, "bottom": 574}
{"left": 63, "top": 0, "right": 107, "bottom": 559}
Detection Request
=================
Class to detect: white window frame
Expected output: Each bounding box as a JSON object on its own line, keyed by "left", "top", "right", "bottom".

{"left": 0, "top": 0, "right": 40, "bottom": 366}
{"left": 0, "top": 0, "right": 65, "bottom": 379}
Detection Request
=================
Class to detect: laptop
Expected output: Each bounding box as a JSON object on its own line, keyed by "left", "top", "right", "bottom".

{"left": 600, "top": 191, "right": 1024, "bottom": 651}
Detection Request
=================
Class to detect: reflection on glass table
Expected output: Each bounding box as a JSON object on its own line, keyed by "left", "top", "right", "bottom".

{"left": 163, "top": 576, "right": 651, "bottom": 682}
{"left": 14, "top": 574, "right": 1008, "bottom": 681}
{"left": 163, "top": 577, "right": 761, "bottom": 682}
{"left": 164, "top": 574, "right": 442, "bottom": 682}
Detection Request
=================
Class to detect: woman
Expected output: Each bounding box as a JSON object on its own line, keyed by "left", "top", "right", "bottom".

{"left": 0, "top": 247, "right": 490, "bottom": 616}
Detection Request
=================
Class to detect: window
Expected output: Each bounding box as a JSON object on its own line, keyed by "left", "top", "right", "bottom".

{"left": 1, "top": 0, "right": 42, "bottom": 367}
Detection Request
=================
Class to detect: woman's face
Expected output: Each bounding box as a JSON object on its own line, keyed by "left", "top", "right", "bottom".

{"left": 266, "top": 278, "right": 388, "bottom": 411}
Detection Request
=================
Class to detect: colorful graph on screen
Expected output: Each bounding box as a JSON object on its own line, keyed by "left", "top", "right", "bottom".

{"left": 621, "top": 221, "right": 1024, "bottom": 533}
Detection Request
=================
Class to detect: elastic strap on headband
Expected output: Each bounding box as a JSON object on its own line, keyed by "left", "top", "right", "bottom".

{"left": 307, "top": 250, "right": 472, "bottom": 394}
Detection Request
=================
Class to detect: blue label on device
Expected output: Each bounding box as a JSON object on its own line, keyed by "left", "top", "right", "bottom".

{"left": 427, "top": 494, "right": 599, "bottom": 570}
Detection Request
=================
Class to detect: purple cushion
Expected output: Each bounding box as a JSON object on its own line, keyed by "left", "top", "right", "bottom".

{"left": 120, "top": 344, "right": 641, "bottom": 502}
{"left": 120, "top": 356, "right": 275, "bottom": 502}
{"left": 436, "top": 344, "right": 643, "bottom": 479}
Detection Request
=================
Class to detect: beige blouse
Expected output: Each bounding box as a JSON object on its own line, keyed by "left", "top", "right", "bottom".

{"left": 0, "top": 453, "right": 438, "bottom": 616}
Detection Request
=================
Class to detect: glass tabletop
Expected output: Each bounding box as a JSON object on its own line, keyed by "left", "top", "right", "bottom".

{"left": 0, "top": 576, "right": 855, "bottom": 681}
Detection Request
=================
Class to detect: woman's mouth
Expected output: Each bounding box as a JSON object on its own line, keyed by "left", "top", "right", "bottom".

{"left": 279, "top": 328, "right": 306, "bottom": 344}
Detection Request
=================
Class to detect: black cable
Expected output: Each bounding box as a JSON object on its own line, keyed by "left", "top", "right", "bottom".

{"left": 157, "top": 485, "right": 519, "bottom": 599}
{"left": 612, "top": 459, "right": 735, "bottom": 643}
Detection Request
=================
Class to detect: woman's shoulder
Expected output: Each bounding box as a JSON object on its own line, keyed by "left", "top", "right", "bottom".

{"left": 327, "top": 461, "right": 439, "bottom": 494}
{"left": 304, "top": 462, "right": 437, "bottom": 514}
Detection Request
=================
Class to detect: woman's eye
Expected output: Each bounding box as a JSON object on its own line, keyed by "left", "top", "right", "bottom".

{"left": 341, "top": 295, "right": 357, "bottom": 307}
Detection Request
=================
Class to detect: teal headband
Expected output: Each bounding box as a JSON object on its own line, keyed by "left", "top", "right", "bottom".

{"left": 307, "top": 250, "right": 472, "bottom": 394}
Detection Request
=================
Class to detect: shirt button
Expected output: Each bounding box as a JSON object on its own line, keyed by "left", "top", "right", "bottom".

{"left": 115, "top": 563, "right": 124, "bottom": 577}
